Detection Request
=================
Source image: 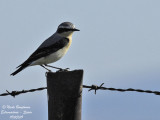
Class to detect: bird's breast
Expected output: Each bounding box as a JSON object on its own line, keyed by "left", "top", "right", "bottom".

{"left": 46, "top": 38, "right": 72, "bottom": 63}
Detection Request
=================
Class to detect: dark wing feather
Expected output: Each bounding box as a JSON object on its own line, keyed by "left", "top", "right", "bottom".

{"left": 20, "top": 37, "right": 69, "bottom": 66}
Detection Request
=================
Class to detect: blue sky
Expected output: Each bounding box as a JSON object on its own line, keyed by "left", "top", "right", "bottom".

{"left": 0, "top": 0, "right": 160, "bottom": 120}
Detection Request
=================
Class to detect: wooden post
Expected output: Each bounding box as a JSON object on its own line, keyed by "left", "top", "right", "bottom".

{"left": 46, "top": 70, "right": 83, "bottom": 120}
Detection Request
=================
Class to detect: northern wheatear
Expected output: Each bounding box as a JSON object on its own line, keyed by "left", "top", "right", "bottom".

{"left": 11, "top": 22, "right": 79, "bottom": 76}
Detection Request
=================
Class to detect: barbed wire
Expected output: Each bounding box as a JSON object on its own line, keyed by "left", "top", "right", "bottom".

{"left": 0, "top": 87, "right": 47, "bottom": 98}
{"left": 0, "top": 83, "right": 160, "bottom": 97}
{"left": 83, "top": 83, "right": 160, "bottom": 95}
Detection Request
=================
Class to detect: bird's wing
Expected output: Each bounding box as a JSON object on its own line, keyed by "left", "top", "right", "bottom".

{"left": 18, "top": 35, "right": 69, "bottom": 67}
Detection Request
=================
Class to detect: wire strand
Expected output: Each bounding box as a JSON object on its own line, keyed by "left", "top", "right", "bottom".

{"left": 0, "top": 83, "right": 160, "bottom": 97}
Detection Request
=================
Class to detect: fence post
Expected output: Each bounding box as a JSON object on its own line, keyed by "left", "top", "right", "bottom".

{"left": 46, "top": 70, "right": 83, "bottom": 120}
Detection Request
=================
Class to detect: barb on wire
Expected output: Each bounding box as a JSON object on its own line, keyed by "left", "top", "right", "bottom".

{"left": 84, "top": 83, "right": 104, "bottom": 94}
{"left": 0, "top": 83, "right": 160, "bottom": 97}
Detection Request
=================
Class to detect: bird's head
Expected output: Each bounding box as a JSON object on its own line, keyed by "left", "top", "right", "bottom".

{"left": 56, "top": 22, "right": 80, "bottom": 38}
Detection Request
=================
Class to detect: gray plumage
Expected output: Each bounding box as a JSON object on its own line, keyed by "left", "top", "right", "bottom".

{"left": 11, "top": 22, "right": 79, "bottom": 76}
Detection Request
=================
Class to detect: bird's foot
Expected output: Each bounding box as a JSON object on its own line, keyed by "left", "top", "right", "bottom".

{"left": 56, "top": 68, "right": 70, "bottom": 72}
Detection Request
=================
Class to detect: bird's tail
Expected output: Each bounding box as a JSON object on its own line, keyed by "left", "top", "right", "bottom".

{"left": 10, "top": 65, "right": 27, "bottom": 76}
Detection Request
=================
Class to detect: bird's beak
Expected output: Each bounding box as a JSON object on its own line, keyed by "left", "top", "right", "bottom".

{"left": 73, "top": 28, "right": 80, "bottom": 31}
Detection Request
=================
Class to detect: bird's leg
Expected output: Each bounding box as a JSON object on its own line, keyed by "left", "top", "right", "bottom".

{"left": 44, "top": 64, "right": 69, "bottom": 72}
{"left": 40, "top": 65, "right": 52, "bottom": 72}
{"left": 44, "top": 64, "right": 62, "bottom": 70}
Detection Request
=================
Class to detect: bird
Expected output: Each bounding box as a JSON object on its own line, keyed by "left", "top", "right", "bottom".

{"left": 10, "top": 22, "right": 80, "bottom": 76}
